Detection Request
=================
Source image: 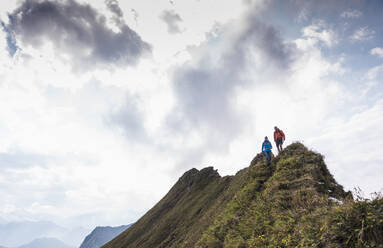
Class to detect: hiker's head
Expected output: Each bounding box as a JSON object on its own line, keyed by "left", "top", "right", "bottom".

{"left": 265, "top": 136, "right": 268, "bottom": 140}
{"left": 274, "top": 126, "right": 278, "bottom": 131}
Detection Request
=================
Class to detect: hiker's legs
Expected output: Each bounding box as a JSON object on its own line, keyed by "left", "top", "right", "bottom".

{"left": 264, "top": 151, "right": 271, "bottom": 165}
{"left": 263, "top": 151, "right": 267, "bottom": 164}
{"left": 267, "top": 151, "right": 272, "bottom": 164}
{"left": 276, "top": 138, "right": 282, "bottom": 152}
{"left": 268, "top": 151, "right": 272, "bottom": 164}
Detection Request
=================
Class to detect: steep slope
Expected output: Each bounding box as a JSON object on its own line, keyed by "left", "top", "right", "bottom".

{"left": 104, "top": 166, "right": 251, "bottom": 248}
{"left": 80, "top": 225, "right": 131, "bottom": 248}
{"left": 104, "top": 143, "right": 383, "bottom": 248}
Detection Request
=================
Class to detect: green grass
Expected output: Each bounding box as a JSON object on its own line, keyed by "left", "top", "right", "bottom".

{"left": 103, "top": 143, "right": 383, "bottom": 248}
{"left": 103, "top": 166, "right": 251, "bottom": 248}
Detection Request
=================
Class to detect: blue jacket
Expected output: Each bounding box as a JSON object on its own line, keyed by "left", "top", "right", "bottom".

{"left": 262, "top": 140, "right": 272, "bottom": 152}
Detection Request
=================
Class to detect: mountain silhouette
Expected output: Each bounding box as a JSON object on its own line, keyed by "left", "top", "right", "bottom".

{"left": 80, "top": 225, "right": 131, "bottom": 248}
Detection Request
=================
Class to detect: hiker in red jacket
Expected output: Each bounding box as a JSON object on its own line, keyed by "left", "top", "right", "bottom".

{"left": 274, "top": 126, "right": 285, "bottom": 153}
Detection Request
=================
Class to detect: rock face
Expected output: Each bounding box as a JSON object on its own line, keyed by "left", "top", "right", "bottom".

{"left": 80, "top": 225, "right": 130, "bottom": 248}
{"left": 103, "top": 143, "right": 383, "bottom": 248}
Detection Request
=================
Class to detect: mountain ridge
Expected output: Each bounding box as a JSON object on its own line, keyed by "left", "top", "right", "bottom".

{"left": 103, "top": 143, "right": 383, "bottom": 248}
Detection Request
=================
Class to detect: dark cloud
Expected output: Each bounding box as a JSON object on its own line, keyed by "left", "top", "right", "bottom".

{"left": 105, "top": 0, "right": 123, "bottom": 18}
{"left": 167, "top": 7, "right": 297, "bottom": 169}
{"left": 6, "top": 0, "right": 151, "bottom": 70}
{"left": 172, "top": 16, "right": 296, "bottom": 125}
{"left": 160, "top": 10, "right": 183, "bottom": 34}
{"left": 232, "top": 12, "right": 296, "bottom": 69}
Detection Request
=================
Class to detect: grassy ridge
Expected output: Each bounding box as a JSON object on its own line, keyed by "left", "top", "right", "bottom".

{"left": 103, "top": 166, "right": 251, "bottom": 248}
{"left": 104, "top": 143, "right": 383, "bottom": 248}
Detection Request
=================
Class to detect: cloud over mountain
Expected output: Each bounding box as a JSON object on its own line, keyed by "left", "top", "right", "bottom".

{"left": 168, "top": 7, "right": 297, "bottom": 164}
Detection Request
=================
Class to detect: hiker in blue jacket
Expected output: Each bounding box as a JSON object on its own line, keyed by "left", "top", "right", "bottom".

{"left": 262, "top": 136, "right": 273, "bottom": 165}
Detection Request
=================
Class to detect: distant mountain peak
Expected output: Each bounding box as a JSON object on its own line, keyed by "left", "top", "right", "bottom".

{"left": 80, "top": 225, "right": 130, "bottom": 248}
{"left": 0, "top": 220, "right": 89, "bottom": 247}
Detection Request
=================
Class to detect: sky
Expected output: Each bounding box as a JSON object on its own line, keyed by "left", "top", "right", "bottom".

{"left": 0, "top": 0, "right": 382, "bottom": 232}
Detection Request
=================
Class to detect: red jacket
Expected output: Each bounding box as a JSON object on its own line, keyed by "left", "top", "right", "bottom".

{"left": 274, "top": 129, "right": 285, "bottom": 142}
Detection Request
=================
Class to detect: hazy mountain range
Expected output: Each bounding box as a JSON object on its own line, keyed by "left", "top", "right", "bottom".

{"left": 0, "top": 221, "right": 89, "bottom": 247}
{"left": 17, "top": 238, "right": 74, "bottom": 248}
{"left": 0, "top": 221, "right": 131, "bottom": 248}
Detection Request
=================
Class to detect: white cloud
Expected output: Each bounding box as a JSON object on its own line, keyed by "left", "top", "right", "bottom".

{"left": 0, "top": 29, "right": 10, "bottom": 67}
{"left": 0, "top": 2, "right": 18, "bottom": 24}
{"left": 341, "top": 9, "right": 362, "bottom": 19}
{"left": 370, "top": 47, "right": 383, "bottom": 58}
{"left": 211, "top": 33, "right": 349, "bottom": 177}
{"left": 366, "top": 64, "right": 383, "bottom": 80}
{"left": 351, "top": 26, "right": 375, "bottom": 41}
{"left": 302, "top": 21, "right": 337, "bottom": 47}
{"left": 309, "top": 100, "right": 383, "bottom": 195}
{"left": 0, "top": 0, "right": 251, "bottom": 229}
